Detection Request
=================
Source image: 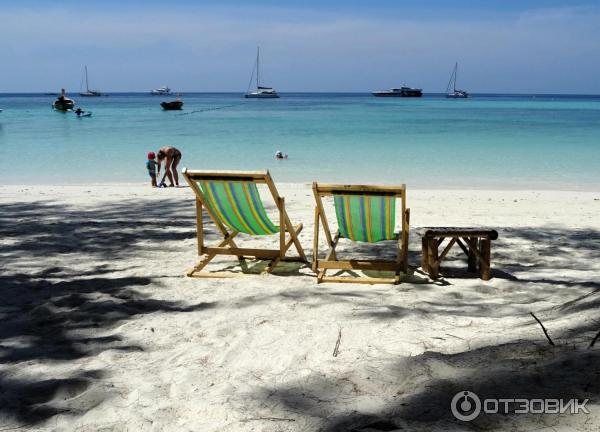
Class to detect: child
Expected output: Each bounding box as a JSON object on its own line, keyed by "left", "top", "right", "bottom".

{"left": 146, "top": 152, "right": 157, "bottom": 187}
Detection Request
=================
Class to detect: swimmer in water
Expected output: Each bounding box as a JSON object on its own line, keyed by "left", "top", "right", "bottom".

{"left": 275, "top": 150, "right": 288, "bottom": 159}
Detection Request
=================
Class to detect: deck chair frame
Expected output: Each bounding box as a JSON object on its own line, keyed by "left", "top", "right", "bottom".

{"left": 312, "top": 183, "right": 410, "bottom": 284}
{"left": 182, "top": 169, "right": 307, "bottom": 278}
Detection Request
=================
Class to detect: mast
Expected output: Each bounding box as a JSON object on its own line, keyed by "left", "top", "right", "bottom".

{"left": 85, "top": 65, "right": 89, "bottom": 92}
{"left": 446, "top": 63, "right": 455, "bottom": 94}
{"left": 256, "top": 47, "right": 260, "bottom": 89}
{"left": 454, "top": 62, "right": 458, "bottom": 92}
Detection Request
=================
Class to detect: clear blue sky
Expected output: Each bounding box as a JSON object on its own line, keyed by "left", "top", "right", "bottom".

{"left": 1, "top": 0, "right": 599, "bottom": 93}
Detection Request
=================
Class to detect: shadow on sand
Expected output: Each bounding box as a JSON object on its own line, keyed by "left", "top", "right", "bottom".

{"left": 244, "top": 226, "right": 600, "bottom": 431}
{"left": 0, "top": 197, "right": 213, "bottom": 425}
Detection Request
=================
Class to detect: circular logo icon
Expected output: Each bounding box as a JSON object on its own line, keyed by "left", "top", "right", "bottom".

{"left": 451, "top": 391, "right": 481, "bottom": 421}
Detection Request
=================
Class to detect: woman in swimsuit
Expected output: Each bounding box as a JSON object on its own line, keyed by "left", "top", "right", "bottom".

{"left": 156, "top": 146, "right": 182, "bottom": 187}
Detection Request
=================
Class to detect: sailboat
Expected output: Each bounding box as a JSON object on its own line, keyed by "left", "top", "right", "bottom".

{"left": 79, "top": 65, "right": 102, "bottom": 97}
{"left": 446, "top": 62, "right": 469, "bottom": 99}
{"left": 244, "top": 47, "right": 280, "bottom": 99}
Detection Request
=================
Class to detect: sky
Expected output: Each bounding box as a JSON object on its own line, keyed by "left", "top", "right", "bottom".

{"left": 1, "top": 0, "right": 599, "bottom": 93}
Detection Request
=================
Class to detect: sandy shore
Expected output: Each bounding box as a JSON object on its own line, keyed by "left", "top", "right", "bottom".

{"left": 1, "top": 183, "right": 599, "bottom": 431}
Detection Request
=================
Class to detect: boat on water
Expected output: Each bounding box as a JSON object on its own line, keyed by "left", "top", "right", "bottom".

{"left": 372, "top": 86, "right": 423, "bottom": 97}
{"left": 161, "top": 99, "right": 183, "bottom": 110}
{"left": 52, "top": 89, "right": 76, "bottom": 111}
{"left": 245, "top": 47, "right": 280, "bottom": 99}
{"left": 79, "top": 65, "right": 102, "bottom": 97}
{"left": 151, "top": 86, "right": 172, "bottom": 95}
{"left": 446, "top": 62, "right": 469, "bottom": 98}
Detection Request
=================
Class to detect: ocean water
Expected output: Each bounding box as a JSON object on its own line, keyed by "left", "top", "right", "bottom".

{"left": 1, "top": 93, "right": 599, "bottom": 189}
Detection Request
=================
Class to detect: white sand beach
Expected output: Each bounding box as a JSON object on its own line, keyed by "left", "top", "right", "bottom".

{"left": 1, "top": 183, "right": 599, "bottom": 431}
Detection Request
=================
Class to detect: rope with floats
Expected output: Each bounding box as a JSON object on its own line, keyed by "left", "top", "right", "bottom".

{"left": 178, "top": 104, "right": 240, "bottom": 116}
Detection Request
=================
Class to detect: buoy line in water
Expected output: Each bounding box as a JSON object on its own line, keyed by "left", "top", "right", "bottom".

{"left": 178, "top": 104, "right": 239, "bottom": 116}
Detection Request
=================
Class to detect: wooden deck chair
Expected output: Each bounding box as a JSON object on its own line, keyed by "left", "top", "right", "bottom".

{"left": 312, "top": 183, "right": 410, "bottom": 284}
{"left": 182, "top": 169, "right": 307, "bottom": 277}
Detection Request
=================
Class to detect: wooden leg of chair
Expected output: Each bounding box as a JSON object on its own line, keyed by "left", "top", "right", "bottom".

{"left": 317, "top": 269, "right": 326, "bottom": 283}
{"left": 186, "top": 232, "right": 239, "bottom": 277}
{"left": 313, "top": 207, "right": 319, "bottom": 272}
{"left": 479, "top": 238, "right": 491, "bottom": 280}
{"left": 427, "top": 238, "right": 439, "bottom": 279}
{"left": 421, "top": 237, "right": 429, "bottom": 272}
{"left": 187, "top": 254, "right": 217, "bottom": 276}
{"left": 467, "top": 236, "right": 478, "bottom": 273}
{"left": 264, "top": 257, "right": 281, "bottom": 274}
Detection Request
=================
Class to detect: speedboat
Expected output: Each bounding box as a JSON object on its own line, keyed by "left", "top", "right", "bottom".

{"left": 53, "top": 90, "right": 76, "bottom": 111}
{"left": 151, "top": 86, "right": 172, "bottom": 95}
{"left": 53, "top": 98, "right": 75, "bottom": 111}
{"left": 372, "top": 86, "right": 423, "bottom": 97}
{"left": 161, "top": 100, "right": 183, "bottom": 110}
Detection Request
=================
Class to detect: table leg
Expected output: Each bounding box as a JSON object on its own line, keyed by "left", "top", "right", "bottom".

{"left": 480, "top": 238, "right": 491, "bottom": 280}
{"left": 427, "top": 238, "right": 439, "bottom": 279}
{"left": 421, "top": 237, "right": 429, "bottom": 272}
{"left": 467, "top": 236, "right": 478, "bottom": 273}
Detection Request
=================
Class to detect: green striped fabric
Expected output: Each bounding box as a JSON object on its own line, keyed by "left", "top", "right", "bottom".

{"left": 198, "top": 180, "right": 279, "bottom": 235}
{"left": 333, "top": 194, "right": 396, "bottom": 243}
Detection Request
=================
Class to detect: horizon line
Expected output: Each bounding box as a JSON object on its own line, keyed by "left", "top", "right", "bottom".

{"left": 2, "top": 91, "right": 600, "bottom": 97}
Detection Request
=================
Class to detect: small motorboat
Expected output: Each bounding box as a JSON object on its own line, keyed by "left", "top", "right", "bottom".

{"left": 161, "top": 100, "right": 183, "bottom": 110}
{"left": 53, "top": 89, "right": 76, "bottom": 111}
{"left": 53, "top": 98, "right": 75, "bottom": 111}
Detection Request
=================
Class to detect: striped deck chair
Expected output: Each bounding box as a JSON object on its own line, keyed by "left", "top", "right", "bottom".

{"left": 312, "top": 183, "right": 410, "bottom": 284}
{"left": 182, "top": 169, "right": 307, "bottom": 277}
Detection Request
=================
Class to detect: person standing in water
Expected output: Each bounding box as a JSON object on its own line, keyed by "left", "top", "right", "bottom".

{"left": 156, "top": 146, "right": 182, "bottom": 187}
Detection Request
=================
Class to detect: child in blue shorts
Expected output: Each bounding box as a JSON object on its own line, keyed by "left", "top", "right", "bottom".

{"left": 146, "top": 152, "right": 157, "bottom": 187}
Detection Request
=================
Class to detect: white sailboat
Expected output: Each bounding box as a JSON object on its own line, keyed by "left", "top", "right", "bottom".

{"left": 244, "top": 47, "right": 279, "bottom": 99}
{"left": 446, "top": 62, "right": 469, "bottom": 99}
{"left": 79, "top": 65, "right": 102, "bottom": 97}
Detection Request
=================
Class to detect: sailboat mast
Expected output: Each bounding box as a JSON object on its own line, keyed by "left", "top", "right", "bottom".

{"left": 256, "top": 47, "right": 260, "bottom": 89}
{"left": 454, "top": 62, "right": 458, "bottom": 92}
{"left": 85, "top": 65, "right": 89, "bottom": 92}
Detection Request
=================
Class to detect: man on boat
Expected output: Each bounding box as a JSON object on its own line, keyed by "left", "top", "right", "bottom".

{"left": 156, "top": 146, "right": 182, "bottom": 187}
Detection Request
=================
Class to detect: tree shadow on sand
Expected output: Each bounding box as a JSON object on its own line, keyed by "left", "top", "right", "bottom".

{"left": 0, "top": 197, "right": 215, "bottom": 426}
{"left": 244, "top": 226, "right": 600, "bottom": 430}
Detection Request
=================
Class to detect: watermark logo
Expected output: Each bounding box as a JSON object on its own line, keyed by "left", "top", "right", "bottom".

{"left": 451, "top": 391, "right": 589, "bottom": 422}
{"left": 451, "top": 391, "right": 481, "bottom": 421}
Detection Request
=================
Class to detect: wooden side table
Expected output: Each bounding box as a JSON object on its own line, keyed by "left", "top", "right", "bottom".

{"left": 420, "top": 228, "right": 499, "bottom": 280}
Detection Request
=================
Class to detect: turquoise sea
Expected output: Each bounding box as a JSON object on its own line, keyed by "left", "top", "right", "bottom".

{"left": 1, "top": 93, "right": 599, "bottom": 189}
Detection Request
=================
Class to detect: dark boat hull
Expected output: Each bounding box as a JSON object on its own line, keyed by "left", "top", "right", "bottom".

{"left": 372, "top": 90, "right": 423, "bottom": 97}
{"left": 52, "top": 99, "right": 75, "bottom": 111}
{"left": 161, "top": 101, "right": 184, "bottom": 110}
